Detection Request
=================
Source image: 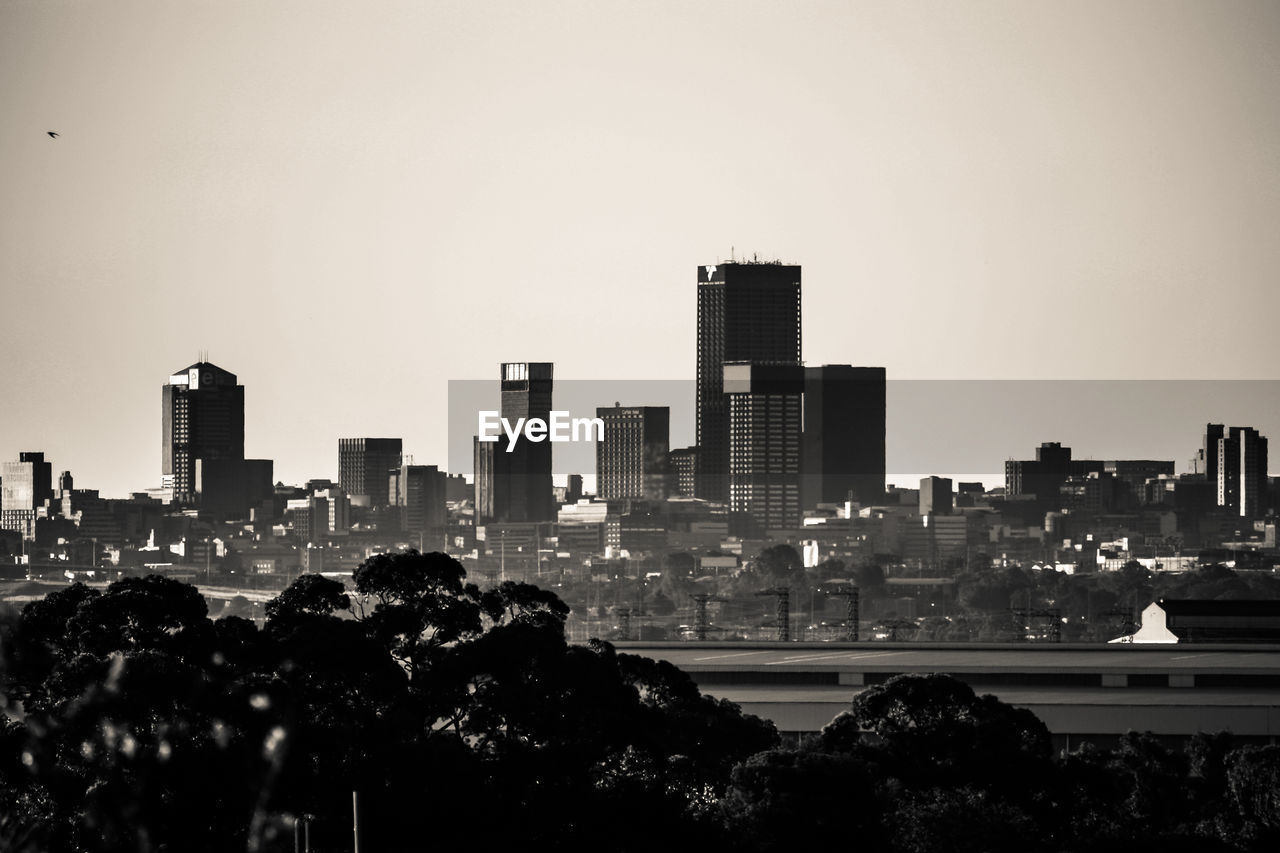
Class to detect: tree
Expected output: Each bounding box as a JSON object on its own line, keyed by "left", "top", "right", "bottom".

{"left": 353, "top": 549, "right": 483, "bottom": 679}
{"left": 719, "top": 748, "right": 883, "bottom": 852}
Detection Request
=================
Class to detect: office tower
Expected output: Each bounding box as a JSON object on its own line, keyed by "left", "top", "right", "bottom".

{"left": 475, "top": 363, "right": 555, "bottom": 524}
{"left": 338, "top": 438, "right": 403, "bottom": 508}
{"left": 389, "top": 464, "right": 447, "bottom": 548}
{"left": 596, "top": 405, "right": 670, "bottom": 500}
{"left": 801, "top": 365, "right": 886, "bottom": 508}
{"left": 1206, "top": 424, "right": 1269, "bottom": 517}
{"left": 1, "top": 452, "right": 53, "bottom": 537}
{"left": 564, "top": 474, "right": 584, "bottom": 504}
{"left": 668, "top": 447, "right": 698, "bottom": 497}
{"left": 696, "top": 261, "right": 801, "bottom": 502}
{"left": 162, "top": 362, "right": 245, "bottom": 506}
{"left": 920, "top": 476, "right": 954, "bottom": 515}
{"left": 724, "top": 362, "right": 804, "bottom": 533}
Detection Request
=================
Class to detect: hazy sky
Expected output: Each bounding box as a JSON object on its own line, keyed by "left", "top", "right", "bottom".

{"left": 2, "top": 1, "right": 1278, "bottom": 497}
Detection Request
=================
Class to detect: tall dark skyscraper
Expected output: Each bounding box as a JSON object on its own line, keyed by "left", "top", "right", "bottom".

{"left": 338, "top": 438, "right": 403, "bottom": 507}
{"left": 162, "top": 362, "right": 244, "bottom": 506}
{"left": 596, "top": 405, "right": 670, "bottom": 500}
{"left": 696, "top": 261, "right": 801, "bottom": 503}
{"left": 801, "top": 365, "right": 886, "bottom": 507}
{"left": 724, "top": 363, "right": 804, "bottom": 533}
{"left": 475, "top": 362, "right": 555, "bottom": 523}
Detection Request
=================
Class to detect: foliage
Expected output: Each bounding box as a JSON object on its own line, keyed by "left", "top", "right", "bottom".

{"left": 0, "top": 553, "right": 777, "bottom": 852}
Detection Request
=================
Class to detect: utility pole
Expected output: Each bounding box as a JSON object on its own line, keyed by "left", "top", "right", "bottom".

{"left": 352, "top": 791, "right": 362, "bottom": 853}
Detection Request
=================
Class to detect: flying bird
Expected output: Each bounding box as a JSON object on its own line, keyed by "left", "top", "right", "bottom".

{"left": 47, "top": 131, "right": 59, "bottom": 139}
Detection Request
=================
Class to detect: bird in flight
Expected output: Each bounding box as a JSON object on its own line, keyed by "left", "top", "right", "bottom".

{"left": 47, "top": 131, "right": 59, "bottom": 139}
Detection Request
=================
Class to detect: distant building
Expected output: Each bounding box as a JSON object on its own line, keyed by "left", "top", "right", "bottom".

{"left": 596, "top": 404, "right": 670, "bottom": 500}
{"left": 338, "top": 438, "right": 403, "bottom": 508}
{"left": 1, "top": 452, "right": 53, "bottom": 538}
{"left": 802, "top": 365, "right": 886, "bottom": 508}
{"left": 389, "top": 464, "right": 447, "bottom": 549}
{"left": 919, "top": 476, "right": 953, "bottom": 516}
{"left": 696, "top": 261, "right": 801, "bottom": 503}
{"left": 724, "top": 362, "right": 804, "bottom": 533}
{"left": 564, "top": 474, "right": 584, "bottom": 504}
{"left": 162, "top": 362, "right": 245, "bottom": 506}
{"left": 1124, "top": 599, "right": 1280, "bottom": 644}
{"left": 668, "top": 447, "right": 698, "bottom": 498}
{"left": 474, "top": 363, "right": 555, "bottom": 524}
{"left": 1004, "top": 442, "right": 1076, "bottom": 503}
{"left": 195, "top": 458, "right": 274, "bottom": 520}
{"left": 1202, "top": 424, "right": 1269, "bottom": 517}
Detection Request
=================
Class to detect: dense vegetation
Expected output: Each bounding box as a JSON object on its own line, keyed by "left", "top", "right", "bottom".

{"left": 1, "top": 549, "right": 1278, "bottom": 852}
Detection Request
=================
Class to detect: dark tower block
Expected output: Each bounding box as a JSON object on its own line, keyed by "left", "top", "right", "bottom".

{"left": 696, "top": 261, "right": 801, "bottom": 503}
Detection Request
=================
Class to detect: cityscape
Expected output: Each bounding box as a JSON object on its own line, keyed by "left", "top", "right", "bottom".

{"left": 4, "top": 2, "right": 1280, "bottom": 852}
{"left": 1, "top": 257, "right": 1277, "bottom": 647}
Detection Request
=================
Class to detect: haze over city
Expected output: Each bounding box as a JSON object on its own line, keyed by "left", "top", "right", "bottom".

{"left": 3, "top": 0, "right": 1279, "bottom": 497}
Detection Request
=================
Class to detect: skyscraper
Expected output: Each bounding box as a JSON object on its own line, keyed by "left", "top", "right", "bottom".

{"left": 338, "top": 438, "right": 403, "bottom": 507}
{"left": 696, "top": 261, "right": 801, "bottom": 503}
{"left": 1, "top": 451, "right": 53, "bottom": 538}
{"left": 1205, "top": 424, "right": 1269, "bottom": 517}
{"left": 162, "top": 362, "right": 244, "bottom": 506}
{"left": 801, "top": 365, "right": 886, "bottom": 508}
{"left": 389, "top": 463, "right": 448, "bottom": 548}
{"left": 724, "top": 362, "right": 804, "bottom": 533}
{"left": 475, "top": 362, "right": 555, "bottom": 523}
{"left": 596, "top": 405, "right": 670, "bottom": 500}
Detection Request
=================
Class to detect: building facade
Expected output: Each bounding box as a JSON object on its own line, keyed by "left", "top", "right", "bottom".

{"left": 801, "top": 365, "right": 886, "bottom": 508}
{"left": 162, "top": 362, "right": 245, "bottom": 506}
{"left": 724, "top": 362, "right": 804, "bottom": 533}
{"left": 596, "top": 405, "right": 670, "bottom": 501}
{"left": 475, "top": 362, "right": 555, "bottom": 524}
{"left": 1, "top": 452, "right": 53, "bottom": 538}
{"left": 338, "top": 438, "right": 403, "bottom": 508}
{"left": 696, "top": 261, "right": 801, "bottom": 503}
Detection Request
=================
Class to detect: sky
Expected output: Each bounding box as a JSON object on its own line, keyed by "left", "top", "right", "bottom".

{"left": 2, "top": 0, "right": 1278, "bottom": 497}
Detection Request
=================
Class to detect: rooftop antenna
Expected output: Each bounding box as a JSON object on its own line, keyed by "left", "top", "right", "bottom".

{"left": 730, "top": 245, "right": 735, "bottom": 262}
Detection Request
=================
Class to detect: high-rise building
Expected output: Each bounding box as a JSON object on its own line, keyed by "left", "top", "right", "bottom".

{"left": 920, "top": 476, "right": 954, "bottom": 516}
{"left": 338, "top": 438, "right": 403, "bottom": 508}
{"left": 668, "top": 447, "right": 698, "bottom": 498}
{"left": 696, "top": 261, "right": 801, "bottom": 503}
{"left": 162, "top": 362, "right": 244, "bottom": 506}
{"left": 801, "top": 365, "right": 886, "bottom": 508}
{"left": 724, "top": 362, "right": 804, "bottom": 533}
{"left": 475, "top": 363, "right": 555, "bottom": 524}
{"left": 596, "top": 405, "right": 670, "bottom": 500}
{"left": 1204, "top": 424, "right": 1269, "bottom": 517}
{"left": 390, "top": 464, "right": 448, "bottom": 548}
{"left": 1, "top": 452, "right": 53, "bottom": 538}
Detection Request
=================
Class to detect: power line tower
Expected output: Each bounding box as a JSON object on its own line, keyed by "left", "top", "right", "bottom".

{"left": 690, "top": 593, "right": 728, "bottom": 641}
{"left": 827, "top": 585, "right": 861, "bottom": 641}
{"left": 754, "top": 587, "right": 791, "bottom": 641}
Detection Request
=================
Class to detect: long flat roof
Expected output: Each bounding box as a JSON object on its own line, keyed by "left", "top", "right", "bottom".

{"left": 614, "top": 642, "right": 1280, "bottom": 674}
